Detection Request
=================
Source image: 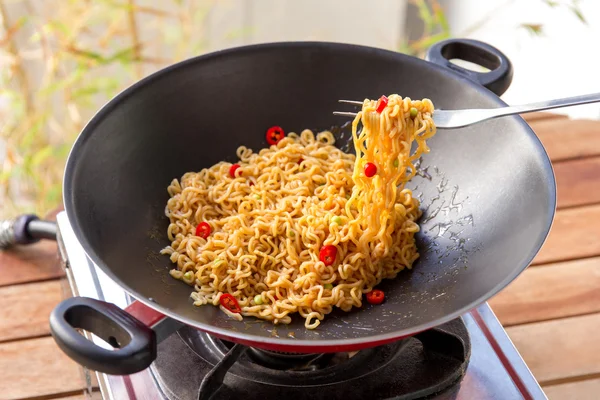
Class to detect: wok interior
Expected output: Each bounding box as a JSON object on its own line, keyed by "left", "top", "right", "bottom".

{"left": 66, "top": 43, "right": 555, "bottom": 344}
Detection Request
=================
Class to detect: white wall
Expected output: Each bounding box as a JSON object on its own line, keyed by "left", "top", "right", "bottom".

{"left": 204, "top": 0, "right": 600, "bottom": 119}
{"left": 244, "top": 0, "right": 406, "bottom": 50}
{"left": 444, "top": 0, "right": 600, "bottom": 119}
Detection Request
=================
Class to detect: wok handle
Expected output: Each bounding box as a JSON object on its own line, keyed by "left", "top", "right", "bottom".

{"left": 49, "top": 297, "right": 158, "bottom": 375}
{"left": 0, "top": 214, "right": 57, "bottom": 249}
{"left": 425, "top": 38, "right": 513, "bottom": 96}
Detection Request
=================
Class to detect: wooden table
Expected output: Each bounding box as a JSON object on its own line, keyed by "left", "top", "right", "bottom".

{"left": 1, "top": 113, "right": 599, "bottom": 400}
{"left": 489, "top": 113, "right": 600, "bottom": 399}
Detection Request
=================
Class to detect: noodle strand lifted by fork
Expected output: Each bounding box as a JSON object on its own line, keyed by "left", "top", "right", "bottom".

{"left": 162, "top": 94, "right": 436, "bottom": 329}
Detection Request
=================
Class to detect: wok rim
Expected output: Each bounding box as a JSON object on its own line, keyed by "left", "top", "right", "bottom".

{"left": 63, "top": 40, "right": 557, "bottom": 351}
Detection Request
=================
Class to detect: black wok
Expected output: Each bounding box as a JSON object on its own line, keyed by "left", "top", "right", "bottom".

{"left": 4, "top": 39, "right": 556, "bottom": 375}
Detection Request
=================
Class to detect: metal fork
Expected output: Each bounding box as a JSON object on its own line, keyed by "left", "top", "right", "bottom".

{"left": 334, "top": 92, "right": 600, "bottom": 129}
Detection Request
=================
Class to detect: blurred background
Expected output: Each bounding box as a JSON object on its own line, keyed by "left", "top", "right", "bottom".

{"left": 0, "top": 0, "right": 596, "bottom": 218}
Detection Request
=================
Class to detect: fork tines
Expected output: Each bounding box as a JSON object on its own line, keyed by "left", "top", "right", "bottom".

{"left": 333, "top": 99, "right": 362, "bottom": 117}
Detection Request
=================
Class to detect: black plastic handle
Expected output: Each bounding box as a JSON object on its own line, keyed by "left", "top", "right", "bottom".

{"left": 0, "top": 214, "right": 57, "bottom": 249}
{"left": 426, "top": 38, "right": 514, "bottom": 96}
{"left": 49, "top": 297, "right": 157, "bottom": 375}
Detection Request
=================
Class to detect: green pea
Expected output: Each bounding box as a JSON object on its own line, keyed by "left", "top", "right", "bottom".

{"left": 254, "top": 295, "right": 264, "bottom": 305}
{"left": 253, "top": 194, "right": 261, "bottom": 200}
{"left": 288, "top": 230, "right": 295, "bottom": 238}
{"left": 183, "top": 271, "right": 194, "bottom": 280}
{"left": 410, "top": 107, "right": 418, "bottom": 118}
{"left": 332, "top": 216, "right": 343, "bottom": 225}
{"left": 324, "top": 283, "right": 333, "bottom": 290}
{"left": 393, "top": 159, "right": 399, "bottom": 168}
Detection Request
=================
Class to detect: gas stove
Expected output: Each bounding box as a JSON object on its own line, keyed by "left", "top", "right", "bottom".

{"left": 55, "top": 211, "right": 547, "bottom": 400}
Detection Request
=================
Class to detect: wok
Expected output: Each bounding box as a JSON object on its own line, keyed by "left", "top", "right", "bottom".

{"left": 5, "top": 39, "right": 557, "bottom": 375}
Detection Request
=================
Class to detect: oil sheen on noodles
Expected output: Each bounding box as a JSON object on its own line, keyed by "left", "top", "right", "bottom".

{"left": 162, "top": 95, "right": 436, "bottom": 329}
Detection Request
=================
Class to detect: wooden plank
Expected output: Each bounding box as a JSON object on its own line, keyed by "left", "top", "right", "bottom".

{"left": 522, "top": 112, "right": 569, "bottom": 123}
{"left": 555, "top": 156, "right": 600, "bottom": 209}
{"left": 533, "top": 204, "right": 600, "bottom": 265}
{"left": 57, "top": 392, "right": 102, "bottom": 400}
{"left": 531, "top": 119, "right": 600, "bottom": 162}
{"left": 0, "top": 337, "right": 88, "bottom": 400}
{"left": 544, "top": 378, "right": 600, "bottom": 400}
{"left": 57, "top": 395, "right": 87, "bottom": 400}
{"left": 0, "top": 239, "right": 63, "bottom": 287}
{"left": 506, "top": 313, "right": 600, "bottom": 384}
{"left": 0, "top": 208, "right": 63, "bottom": 287}
{"left": 0, "top": 280, "right": 65, "bottom": 342}
{"left": 489, "top": 257, "right": 600, "bottom": 326}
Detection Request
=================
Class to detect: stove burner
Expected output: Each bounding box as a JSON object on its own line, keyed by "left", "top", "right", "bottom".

{"left": 246, "top": 348, "right": 335, "bottom": 371}
{"left": 150, "top": 318, "right": 471, "bottom": 400}
{"left": 220, "top": 340, "right": 354, "bottom": 372}
{"left": 178, "top": 330, "right": 414, "bottom": 388}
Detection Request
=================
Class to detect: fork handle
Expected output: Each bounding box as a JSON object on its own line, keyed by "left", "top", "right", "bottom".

{"left": 495, "top": 93, "right": 600, "bottom": 117}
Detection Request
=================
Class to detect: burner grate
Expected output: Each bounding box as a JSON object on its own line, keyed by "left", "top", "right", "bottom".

{"left": 150, "top": 318, "right": 470, "bottom": 400}
{"left": 245, "top": 348, "right": 335, "bottom": 371}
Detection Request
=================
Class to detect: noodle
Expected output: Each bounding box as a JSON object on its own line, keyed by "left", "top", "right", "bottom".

{"left": 162, "top": 94, "right": 436, "bottom": 329}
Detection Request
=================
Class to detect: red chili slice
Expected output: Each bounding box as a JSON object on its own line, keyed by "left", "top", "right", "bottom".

{"left": 366, "top": 289, "right": 385, "bottom": 305}
{"left": 375, "top": 95, "right": 388, "bottom": 113}
{"left": 195, "top": 222, "right": 211, "bottom": 239}
{"left": 364, "top": 162, "right": 377, "bottom": 178}
{"left": 229, "top": 164, "right": 241, "bottom": 178}
{"left": 266, "top": 126, "right": 285, "bottom": 145}
{"left": 319, "top": 245, "right": 337, "bottom": 266}
{"left": 220, "top": 293, "right": 241, "bottom": 314}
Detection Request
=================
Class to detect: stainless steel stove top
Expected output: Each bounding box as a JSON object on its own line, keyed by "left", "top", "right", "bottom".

{"left": 56, "top": 212, "right": 547, "bottom": 400}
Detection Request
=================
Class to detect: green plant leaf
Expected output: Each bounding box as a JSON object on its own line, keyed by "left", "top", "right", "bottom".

{"left": 70, "top": 76, "right": 121, "bottom": 101}
{"left": 569, "top": 5, "right": 587, "bottom": 24}
{"left": 543, "top": 0, "right": 558, "bottom": 7}
{"left": 9, "top": 165, "right": 23, "bottom": 179}
{"left": 45, "top": 184, "right": 62, "bottom": 206}
{"left": 107, "top": 46, "right": 138, "bottom": 64}
{"left": 0, "top": 168, "right": 12, "bottom": 184}
{"left": 57, "top": 143, "right": 73, "bottom": 159}
{"left": 413, "top": 0, "right": 435, "bottom": 34}
{"left": 31, "top": 145, "right": 54, "bottom": 167}
{"left": 30, "top": 31, "right": 42, "bottom": 43}
{"left": 433, "top": 2, "right": 450, "bottom": 33}
{"left": 39, "top": 68, "right": 84, "bottom": 96}
{"left": 21, "top": 116, "right": 48, "bottom": 149}
{"left": 71, "top": 48, "right": 105, "bottom": 62}
{"left": 6, "top": 15, "right": 29, "bottom": 40}
{"left": 411, "top": 31, "right": 452, "bottom": 55}
{"left": 398, "top": 41, "right": 416, "bottom": 56}
{"left": 520, "top": 23, "right": 544, "bottom": 36}
{"left": 44, "top": 21, "right": 70, "bottom": 36}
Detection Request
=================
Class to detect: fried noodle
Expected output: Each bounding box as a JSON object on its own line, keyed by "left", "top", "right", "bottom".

{"left": 162, "top": 94, "right": 436, "bottom": 329}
